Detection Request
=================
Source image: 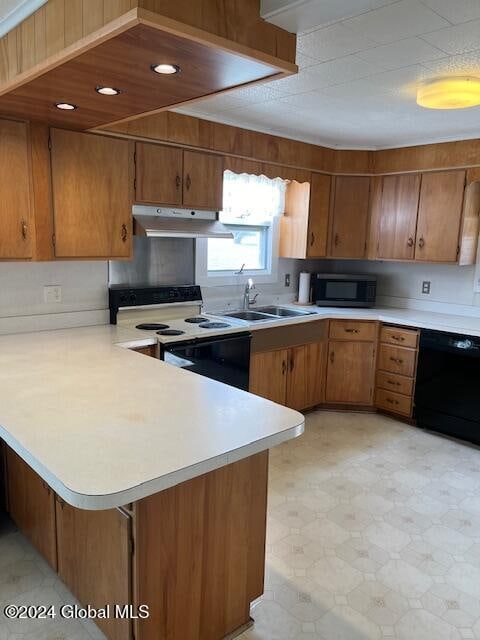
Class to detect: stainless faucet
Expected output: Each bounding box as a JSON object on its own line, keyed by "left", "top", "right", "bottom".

{"left": 243, "top": 278, "right": 259, "bottom": 310}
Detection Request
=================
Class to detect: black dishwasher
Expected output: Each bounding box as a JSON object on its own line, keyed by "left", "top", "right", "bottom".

{"left": 415, "top": 329, "right": 480, "bottom": 445}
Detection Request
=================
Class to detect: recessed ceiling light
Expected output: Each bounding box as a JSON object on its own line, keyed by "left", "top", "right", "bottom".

{"left": 417, "top": 76, "right": 480, "bottom": 110}
{"left": 96, "top": 86, "right": 122, "bottom": 96}
{"left": 151, "top": 63, "right": 181, "bottom": 75}
{"left": 55, "top": 102, "right": 77, "bottom": 110}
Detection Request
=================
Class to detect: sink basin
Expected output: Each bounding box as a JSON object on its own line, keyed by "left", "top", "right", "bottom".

{"left": 255, "top": 305, "right": 315, "bottom": 317}
{"left": 223, "top": 310, "right": 275, "bottom": 322}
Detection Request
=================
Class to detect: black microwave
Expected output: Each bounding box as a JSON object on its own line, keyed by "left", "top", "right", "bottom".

{"left": 313, "top": 274, "right": 377, "bottom": 308}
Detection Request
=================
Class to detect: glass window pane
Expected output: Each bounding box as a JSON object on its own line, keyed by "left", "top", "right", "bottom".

{"left": 208, "top": 227, "right": 266, "bottom": 272}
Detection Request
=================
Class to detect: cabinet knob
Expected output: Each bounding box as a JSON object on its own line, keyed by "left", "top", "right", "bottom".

{"left": 310, "top": 232, "right": 315, "bottom": 246}
{"left": 418, "top": 237, "right": 425, "bottom": 249}
{"left": 334, "top": 233, "right": 340, "bottom": 246}
{"left": 330, "top": 350, "right": 335, "bottom": 364}
{"left": 121, "top": 224, "right": 128, "bottom": 243}
{"left": 21, "top": 218, "right": 28, "bottom": 241}
{"left": 407, "top": 237, "right": 414, "bottom": 247}
{"left": 175, "top": 174, "right": 181, "bottom": 189}
{"left": 185, "top": 174, "right": 191, "bottom": 190}
{"left": 282, "top": 360, "right": 287, "bottom": 375}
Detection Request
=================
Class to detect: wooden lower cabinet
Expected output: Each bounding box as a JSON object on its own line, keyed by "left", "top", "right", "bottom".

{"left": 133, "top": 451, "right": 268, "bottom": 640}
{"left": 249, "top": 349, "right": 288, "bottom": 405}
{"left": 56, "top": 501, "right": 132, "bottom": 640}
{"left": 5, "top": 447, "right": 57, "bottom": 569}
{"left": 250, "top": 342, "right": 326, "bottom": 411}
{"left": 325, "top": 341, "right": 376, "bottom": 405}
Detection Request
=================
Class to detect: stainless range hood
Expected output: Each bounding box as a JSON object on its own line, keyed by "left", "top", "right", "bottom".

{"left": 133, "top": 205, "right": 233, "bottom": 239}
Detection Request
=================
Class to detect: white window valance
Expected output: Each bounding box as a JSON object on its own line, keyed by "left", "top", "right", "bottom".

{"left": 220, "top": 170, "right": 287, "bottom": 224}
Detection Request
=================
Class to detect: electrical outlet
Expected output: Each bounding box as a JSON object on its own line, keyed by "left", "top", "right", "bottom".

{"left": 284, "top": 273, "right": 290, "bottom": 287}
{"left": 44, "top": 285, "right": 62, "bottom": 303}
{"left": 422, "top": 281, "right": 431, "bottom": 295}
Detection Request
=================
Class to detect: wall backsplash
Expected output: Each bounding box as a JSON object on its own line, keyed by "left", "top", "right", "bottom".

{"left": 321, "top": 260, "right": 480, "bottom": 316}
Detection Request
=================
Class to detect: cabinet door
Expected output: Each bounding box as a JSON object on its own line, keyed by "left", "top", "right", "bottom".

{"left": 330, "top": 176, "right": 370, "bottom": 258}
{"left": 307, "top": 173, "right": 330, "bottom": 258}
{"left": 286, "top": 345, "right": 307, "bottom": 410}
{"left": 135, "top": 142, "right": 183, "bottom": 205}
{"left": 56, "top": 501, "right": 131, "bottom": 640}
{"left": 415, "top": 170, "right": 466, "bottom": 262}
{"left": 183, "top": 150, "right": 223, "bottom": 210}
{"left": 0, "top": 119, "right": 33, "bottom": 259}
{"left": 326, "top": 341, "right": 375, "bottom": 405}
{"left": 249, "top": 349, "right": 288, "bottom": 405}
{"left": 50, "top": 129, "right": 133, "bottom": 258}
{"left": 6, "top": 447, "right": 57, "bottom": 569}
{"left": 305, "top": 342, "right": 326, "bottom": 408}
{"left": 377, "top": 174, "right": 420, "bottom": 260}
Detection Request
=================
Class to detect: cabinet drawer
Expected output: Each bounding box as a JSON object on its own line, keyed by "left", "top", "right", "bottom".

{"left": 377, "top": 371, "right": 414, "bottom": 396}
{"left": 380, "top": 326, "right": 418, "bottom": 349}
{"left": 376, "top": 389, "right": 412, "bottom": 417}
{"left": 378, "top": 344, "right": 416, "bottom": 377}
{"left": 329, "top": 320, "right": 376, "bottom": 342}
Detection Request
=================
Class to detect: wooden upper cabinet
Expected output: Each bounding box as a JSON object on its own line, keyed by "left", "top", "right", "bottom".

{"left": 307, "top": 173, "right": 331, "bottom": 258}
{"left": 0, "top": 119, "right": 33, "bottom": 259}
{"left": 183, "top": 150, "right": 224, "bottom": 211}
{"left": 50, "top": 129, "right": 133, "bottom": 259}
{"left": 377, "top": 174, "right": 420, "bottom": 260}
{"left": 135, "top": 143, "right": 183, "bottom": 206}
{"left": 329, "top": 176, "right": 370, "bottom": 258}
{"left": 415, "top": 170, "right": 466, "bottom": 262}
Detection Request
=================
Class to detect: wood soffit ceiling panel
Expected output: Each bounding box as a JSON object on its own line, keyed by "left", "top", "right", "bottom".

{"left": 0, "top": 9, "right": 296, "bottom": 130}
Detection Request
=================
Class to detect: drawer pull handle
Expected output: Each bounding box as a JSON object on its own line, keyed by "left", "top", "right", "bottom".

{"left": 330, "top": 351, "right": 335, "bottom": 364}
{"left": 21, "top": 218, "right": 28, "bottom": 240}
{"left": 310, "top": 232, "right": 315, "bottom": 246}
{"left": 334, "top": 233, "right": 340, "bottom": 246}
{"left": 121, "top": 224, "right": 128, "bottom": 243}
{"left": 391, "top": 335, "right": 405, "bottom": 342}
{"left": 418, "top": 237, "right": 425, "bottom": 249}
{"left": 345, "top": 328, "right": 359, "bottom": 334}
{"left": 390, "top": 357, "right": 403, "bottom": 364}
{"left": 387, "top": 379, "right": 401, "bottom": 386}
{"left": 407, "top": 237, "right": 414, "bottom": 247}
{"left": 185, "top": 174, "right": 191, "bottom": 190}
{"left": 386, "top": 398, "right": 399, "bottom": 405}
{"left": 282, "top": 360, "right": 286, "bottom": 375}
{"left": 175, "top": 174, "right": 181, "bottom": 189}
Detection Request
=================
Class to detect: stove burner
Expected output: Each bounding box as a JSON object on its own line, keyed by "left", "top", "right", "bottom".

{"left": 199, "top": 321, "right": 231, "bottom": 329}
{"left": 184, "top": 317, "right": 206, "bottom": 324}
{"left": 157, "top": 329, "right": 185, "bottom": 336}
{"left": 136, "top": 323, "right": 169, "bottom": 331}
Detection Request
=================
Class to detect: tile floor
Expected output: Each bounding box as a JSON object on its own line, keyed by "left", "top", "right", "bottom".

{"left": 2, "top": 411, "right": 480, "bottom": 639}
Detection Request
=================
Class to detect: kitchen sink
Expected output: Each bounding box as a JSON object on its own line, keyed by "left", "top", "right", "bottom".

{"left": 223, "top": 310, "right": 276, "bottom": 321}
{"left": 255, "top": 305, "right": 315, "bottom": 317}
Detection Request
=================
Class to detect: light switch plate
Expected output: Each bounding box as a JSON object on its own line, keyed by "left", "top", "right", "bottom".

{"left": 44, "top": 285, "right": 62, "bottom": 303}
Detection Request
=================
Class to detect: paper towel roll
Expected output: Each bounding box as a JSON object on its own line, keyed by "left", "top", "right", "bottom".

{"left": 298, "top": 272, "right": 311, "bottom": 304}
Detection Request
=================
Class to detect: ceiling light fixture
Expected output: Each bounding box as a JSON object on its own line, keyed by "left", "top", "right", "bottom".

{"left": 55, "top": 102, "right": 77, "bottom": 110}
{"left": 151, "top": 63, "right": 181, "bottom": 75}
{"left": 96, "top": 86, "right": 122, "bottom": 96}
{"left": 417, "top": 76, "right": 480, "bottom": 110}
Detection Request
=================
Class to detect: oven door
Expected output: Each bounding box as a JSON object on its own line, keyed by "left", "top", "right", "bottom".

{"left": 161, "top": 332, "right": 251, "bottom": 391}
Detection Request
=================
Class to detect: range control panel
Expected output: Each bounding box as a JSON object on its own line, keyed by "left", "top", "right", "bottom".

{"left": 109, "top": 285, "right": 202, "bottom": 323}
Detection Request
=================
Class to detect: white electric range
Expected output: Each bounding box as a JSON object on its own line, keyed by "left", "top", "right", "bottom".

{"left": 109, "top": 285, "right": 251, "bottom": 389}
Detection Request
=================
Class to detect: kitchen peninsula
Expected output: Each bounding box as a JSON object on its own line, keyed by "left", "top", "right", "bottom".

{"left": 0, "top": 325, "right": 304, "bottom": 640}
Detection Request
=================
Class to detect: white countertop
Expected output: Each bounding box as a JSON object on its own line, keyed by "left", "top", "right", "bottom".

{"left": 0, "top": 325, "right": 304, "bottom": 510}
{"left": 224, "top": 304, "right": 480, "bottom": 337}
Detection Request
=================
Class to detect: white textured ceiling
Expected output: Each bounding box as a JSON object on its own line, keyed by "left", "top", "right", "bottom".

{"left": 175, "top": 0, "right": 480, "bottom": 150}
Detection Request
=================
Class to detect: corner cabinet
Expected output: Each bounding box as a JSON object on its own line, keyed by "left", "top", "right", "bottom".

{"left": 135, "top": 143, "right": 223, "bottom": 211}
{"left": 0, "top": 119, "right": 33, "bottom": 259}
{"left": 329, "top": 176, "right": 371, "bottom": 259}
{"left": 50, "top": 129, "right": 134, "bottom": 259}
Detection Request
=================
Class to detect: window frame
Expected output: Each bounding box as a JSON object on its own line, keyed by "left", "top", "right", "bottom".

{"left": 195, "top": 217, "right": 280, "bottom": 287}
